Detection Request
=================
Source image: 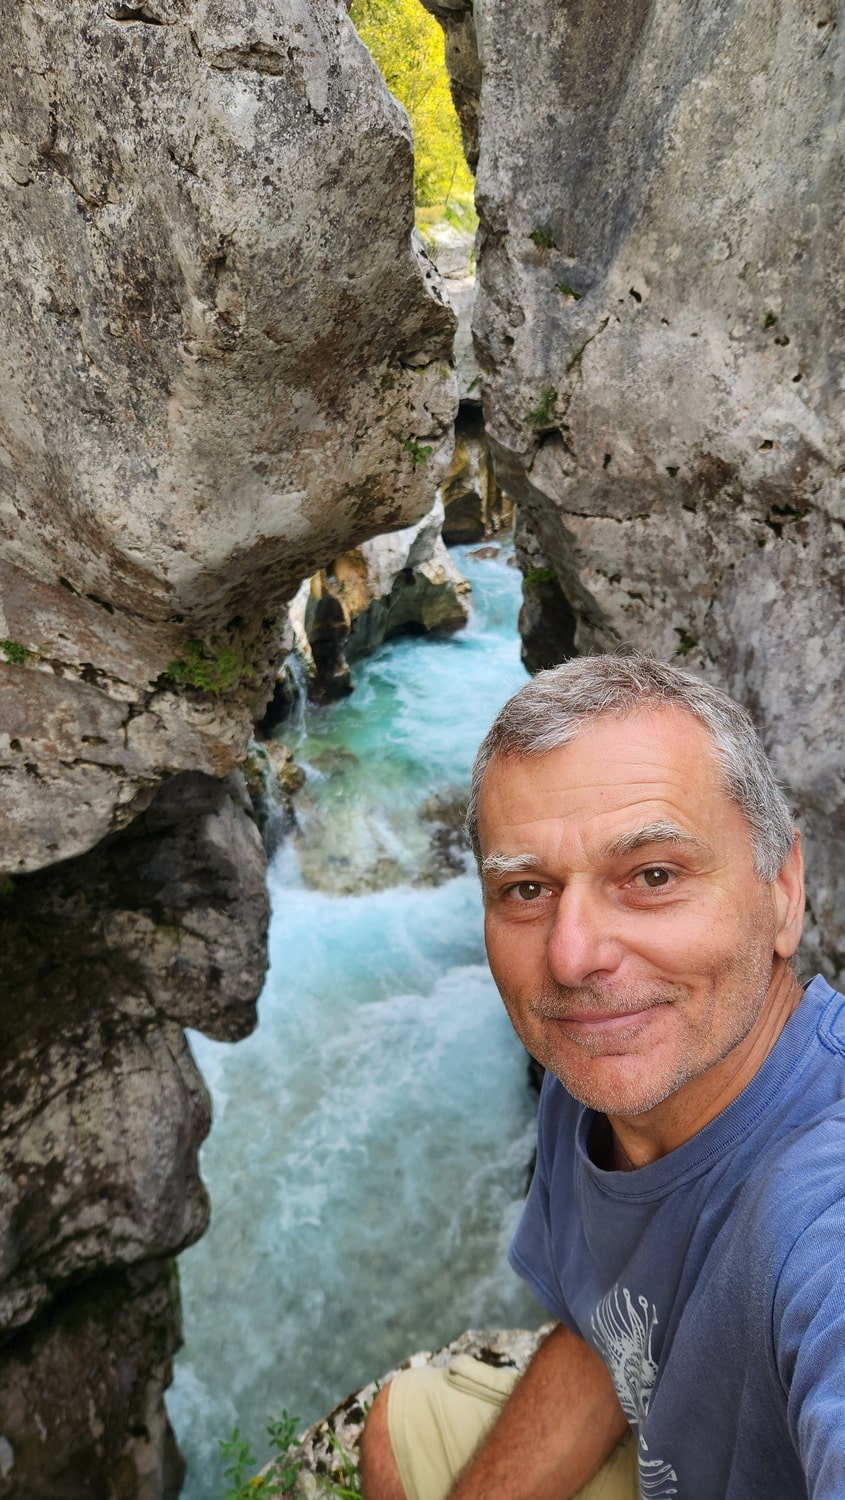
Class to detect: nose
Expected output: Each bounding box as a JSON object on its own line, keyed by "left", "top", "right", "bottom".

{"left": 546, "top": 882, "right": 625, "bottom": 988}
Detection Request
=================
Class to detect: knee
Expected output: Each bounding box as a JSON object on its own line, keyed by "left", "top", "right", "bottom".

{"left": 359, "top": 1383, "right": 406, "bottom": 1500}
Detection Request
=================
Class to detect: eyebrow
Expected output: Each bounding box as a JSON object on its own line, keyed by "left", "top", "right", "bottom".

{"left": 480, "top": 822, "right": 713, "bottom": 881}
{"left": 480, "top": 852, "right": 540, "bottom": 880}
{"left": 600, "top": 821, "right": 713, "bottom": 860}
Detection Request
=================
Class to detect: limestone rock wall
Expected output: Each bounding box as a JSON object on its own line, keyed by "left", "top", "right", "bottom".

{"left": 1, "top": 0, "right": 456, "bottom": 876}
{"left": 0, "top": 771, "right": 269, "bottom": 1496}
{"left": 443, "top": 0, "right": 845, "bottom": 981}
{"left": 0, "top": 3, "right": 458, "bottom": 1492}
{"left": 284, "top": 498, "right": 471, "bottom": 700}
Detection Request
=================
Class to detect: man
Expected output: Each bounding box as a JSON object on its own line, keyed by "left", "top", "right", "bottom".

{"left": 360, "top": 655, "right": 845, "bottom": 1500}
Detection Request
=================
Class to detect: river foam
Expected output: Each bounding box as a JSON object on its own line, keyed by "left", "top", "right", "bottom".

{"left": 168, "top": 544, "right": 545, "bottom": 1495}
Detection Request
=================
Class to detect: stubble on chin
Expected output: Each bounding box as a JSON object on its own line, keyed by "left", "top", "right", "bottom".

{"left": 527, "top": 957, "right": 777, "bottom": 1117}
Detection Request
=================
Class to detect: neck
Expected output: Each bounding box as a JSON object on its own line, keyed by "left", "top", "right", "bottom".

{"left": 608, "top": 961, "right": 804, "bottom": 1169}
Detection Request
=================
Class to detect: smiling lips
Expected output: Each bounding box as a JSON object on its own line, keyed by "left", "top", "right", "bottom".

{"left": 544, "top": 1002, "right": 670, "bottom": 1038}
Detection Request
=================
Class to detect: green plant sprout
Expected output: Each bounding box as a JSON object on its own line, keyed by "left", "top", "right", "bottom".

{"left": 319, "top": 1430, "right": 363, "bottom": 1497}
{"left": 1, "top": 639, "right": 31, "bottom": 664}
{"left": 402, "top": 437, "right": 432, "bottom": 468}
{"left": 219, "top": 1409, "right": 364, "bottom": 1500}
{"left": 526, "top": 387, "right": 558, "bottom": 428}
{"left": 220, "top": 1428, "right": 267, "bottom": 1499}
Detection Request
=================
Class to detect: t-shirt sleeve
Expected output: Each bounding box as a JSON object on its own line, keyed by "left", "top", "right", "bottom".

{"left": 508, "top": 1072, "right": 579, "bottom": 1331}
{"left": 773, "top": 1194, "right": 845, "bottom": 1500}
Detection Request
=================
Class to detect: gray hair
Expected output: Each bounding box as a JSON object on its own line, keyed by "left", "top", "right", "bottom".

{"left": 466, "top": 655, "right": 795, "bottom": 881}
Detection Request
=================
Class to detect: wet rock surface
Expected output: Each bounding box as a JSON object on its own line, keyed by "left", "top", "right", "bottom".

{"left": 443, "top": 406, "right": 514, "bottom": 546}
{"left": 283, "top": 500, "right": 472, "bottom": 704}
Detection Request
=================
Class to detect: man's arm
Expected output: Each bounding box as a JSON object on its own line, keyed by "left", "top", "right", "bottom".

{"left": 447, "top": 1323, "right": 628, "bottom": 1500}
{"left": 775, "top": 1194, "right": 845, "bottom": 1499}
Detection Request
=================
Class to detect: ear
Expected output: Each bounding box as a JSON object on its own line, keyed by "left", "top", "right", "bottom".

{"left": 773, "top": 830, "right": 805, "bottom": 959}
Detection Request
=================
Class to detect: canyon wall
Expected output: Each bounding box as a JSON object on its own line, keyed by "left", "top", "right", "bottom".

{"left": 430, "top": 0, "right": 845, "bottom": 982}
{"left": 0, "top": 2, "right": 456, "bottom": 1493}
{"left": 3, "top": 0, "right": 844, "bottom": 1490}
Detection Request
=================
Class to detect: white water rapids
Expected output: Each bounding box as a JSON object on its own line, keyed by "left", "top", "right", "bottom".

{"left": 167, "top": 544, "right": 545, "bottom": 1496}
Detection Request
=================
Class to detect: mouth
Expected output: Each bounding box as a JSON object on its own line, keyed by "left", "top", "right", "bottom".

{"left": 546, "top": 1003, "right": 668, "bottom": 1043}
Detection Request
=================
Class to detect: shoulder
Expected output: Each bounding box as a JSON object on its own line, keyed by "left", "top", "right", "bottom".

{"left": 741, "top": 1105, "right": 845, "bottom": 1277}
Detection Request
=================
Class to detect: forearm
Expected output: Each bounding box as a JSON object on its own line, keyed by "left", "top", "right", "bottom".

{"left": 447, "top": 1324, "right": 628, "bottom": 1500}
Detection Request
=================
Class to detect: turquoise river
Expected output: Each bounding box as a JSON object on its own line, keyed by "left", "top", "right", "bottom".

{"left": 167, "top": 543, "right": 545, "bottom": 1497}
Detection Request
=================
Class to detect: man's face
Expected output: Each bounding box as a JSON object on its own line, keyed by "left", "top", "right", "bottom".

{"left": 478, "top": 707, "right": 802, "bottom": 1125}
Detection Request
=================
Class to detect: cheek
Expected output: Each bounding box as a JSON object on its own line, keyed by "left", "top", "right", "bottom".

{"left": 484, "top": 918, "right": 540, "bottom": 993}
{"left": 638, "top": 904, "right": 745, "bottom": 973}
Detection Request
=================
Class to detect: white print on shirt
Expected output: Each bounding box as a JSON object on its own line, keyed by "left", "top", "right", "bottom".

{"left": 591, "top": 1285, "right": 678, "bottom": 1499}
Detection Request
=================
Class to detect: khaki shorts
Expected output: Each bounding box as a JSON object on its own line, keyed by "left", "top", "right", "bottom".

{"left": 387, "top": 1354, "right": 638, "bottom": 1500}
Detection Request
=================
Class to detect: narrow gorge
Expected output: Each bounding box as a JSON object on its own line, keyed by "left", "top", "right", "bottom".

{"left": 1, "top": 1, "right": 843, "bottom": 1496}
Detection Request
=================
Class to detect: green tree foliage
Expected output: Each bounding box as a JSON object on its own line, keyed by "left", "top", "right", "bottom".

{"left": 349, "top": 0, "right": 474, "bottom": 209}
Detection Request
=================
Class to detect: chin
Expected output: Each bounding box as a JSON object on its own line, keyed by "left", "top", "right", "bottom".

{"left": 549, "top": 1054, "right": 687, "bottom": 1118}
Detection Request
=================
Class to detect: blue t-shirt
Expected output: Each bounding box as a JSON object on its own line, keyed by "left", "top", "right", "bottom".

{"left": 509, "top": 975, "right": 845, "bottom": 1500}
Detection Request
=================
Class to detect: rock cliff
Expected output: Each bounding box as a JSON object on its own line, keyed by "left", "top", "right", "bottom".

{"left": 432, "top": 0, "right": 845, "bottom": 982}
{"left": 1, "top": 0, "right": 456, "bottom": 876}
{"left": 0, "top": 2, "right": 456, "bottom": 1493}
{"left": 285, "top": 497, "right": 471, "bottom": 700}
{"left": 4, "top": 0, "right": 844, "bottom": 1491}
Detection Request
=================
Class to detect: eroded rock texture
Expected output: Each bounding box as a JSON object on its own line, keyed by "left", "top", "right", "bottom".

{"left": 0, "top": 3, "right": 457, "bottom": 1492}
{"left": 1, "top": 0, "right": 456, "bottom": 875}
{"left": 439, "top": 0, "right": 845, "bottom": 980}
{"left": 0, "top": 773, "right": 268, "bottom": 1495}
{"left": 288, "top": 497, "right": 471, "bottom": 700}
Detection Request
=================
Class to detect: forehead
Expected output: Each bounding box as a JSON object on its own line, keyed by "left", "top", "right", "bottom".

{"left": 477, "top": 706, "right": 748, "bottom": 857}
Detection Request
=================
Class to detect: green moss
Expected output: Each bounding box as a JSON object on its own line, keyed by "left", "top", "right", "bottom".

{"left": 165, "top": 631, "right": 256, "bottom": 697}
{"left": 526, "top": 387, "right": 558, "bottom": 428}
{"left": 0, "top": 874, "right": 15, "bottom": 898}
{"left": 529, "top": 227, "right": 556, "bottom": 250}
{"left": 556, "top": 282, "right": 582, "bottom": 301}
{"left": 1, "top": 639, "right": 31, "bottom": 665}
{"left": 674, "top": 628, "right": 697, "bottom": 656}
{"left": 763, "top": 310, "right": 778, "bottom": 329}
{"left": 523, "top": 567, "right": 558, "bottom": 587}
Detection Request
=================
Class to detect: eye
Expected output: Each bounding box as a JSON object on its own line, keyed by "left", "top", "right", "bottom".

{"left": 510, "top": 881, "right": 546, "bottom": 902}
{"left": 639, "top": 866, "right": 672, "bottom": 889}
